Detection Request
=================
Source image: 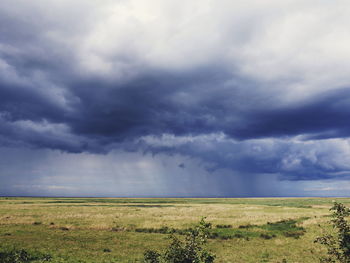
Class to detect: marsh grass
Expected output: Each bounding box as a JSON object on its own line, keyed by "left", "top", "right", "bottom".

{"left": 0, "top": 197, "right": 349, "bottom": 262}
{"left": 133, "top": 217, "right": 307, "bottom": 241}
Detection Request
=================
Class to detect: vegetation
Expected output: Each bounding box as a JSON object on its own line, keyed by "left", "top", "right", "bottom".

{"left": 1, "top": 197, "right": 350, "bottom": 262}
{"left": 132, "top": 218, "right": 307, "bottom": 241}
{"left": 0, "top": 248, "right": 51, "bottom": 263}
{"left": 144, "top": 218, "right": 215, "bottom": 263}
{"left": 315, "top": 202, "right": 350, "bottom": 263}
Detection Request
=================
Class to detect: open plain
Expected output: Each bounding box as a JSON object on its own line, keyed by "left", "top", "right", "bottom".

{"left": 1, "top": 197, "right": 350, "bottom": 263}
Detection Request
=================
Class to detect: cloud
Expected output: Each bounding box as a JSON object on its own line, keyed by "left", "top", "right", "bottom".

{"left": 1, "top": 0, "right": 350, "bottom": 193}
{"left": 140, "top": 134, "right": 350, "bottom": 181}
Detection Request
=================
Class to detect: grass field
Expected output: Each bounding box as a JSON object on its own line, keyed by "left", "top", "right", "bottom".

{"left": 1, "top": 197, "right": 350, "bottom": 263}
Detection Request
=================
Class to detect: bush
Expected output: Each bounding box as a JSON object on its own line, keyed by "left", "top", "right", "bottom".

{"left": 215, "top": 224, "right": 232, "bottom": 229}
{"left": 260, "top": 233, "right": 275, "bottom": 240}
{"left": 315, "top": 202, "right": 350, "bottom": 263}
{"left": 238, "top": 224, "right": 257, "bottom": 229}
{"left": 0, "top": 249, "right": 52, "bottom": 263}
{"left": 143, "top": 218, "right": 216, "bottom": 263}
{"left": 144, "top": 250, "right": 161, "bottom": 263}
{"left": 283, "top": 230, "right": 304, "bottom": 239}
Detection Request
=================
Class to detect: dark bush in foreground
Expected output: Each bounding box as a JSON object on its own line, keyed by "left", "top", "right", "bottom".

{"left": 315, "top": 202, "right": 350, "bottom": 263}
{"left": 144, "top": 218, "right": 216, "bottom": 263}
{"left": 144, "top": 250, "right": 162, "bottom": 263}
{"left": 0, "top": 249, "right": 51, "bottom": 263}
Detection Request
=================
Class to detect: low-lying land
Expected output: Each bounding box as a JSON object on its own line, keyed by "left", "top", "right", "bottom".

{"left": 1, "top": 197, "right": 349, "bottom": 262}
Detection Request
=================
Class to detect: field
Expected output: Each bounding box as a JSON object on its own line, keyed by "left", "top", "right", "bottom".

{"left": 1, "top": 197, "right": 350, "bottom": 263}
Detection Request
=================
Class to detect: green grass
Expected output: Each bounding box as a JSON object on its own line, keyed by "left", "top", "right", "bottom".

{"left": 0, "top": 197, "right": 349, "bottom": 262}
{"left": 132, "top": 217, "right": 308, "bottom": 241}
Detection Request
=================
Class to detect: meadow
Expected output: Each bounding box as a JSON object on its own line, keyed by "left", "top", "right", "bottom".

{"left": 1, "top": 197, "right": 350, "bottom": 263}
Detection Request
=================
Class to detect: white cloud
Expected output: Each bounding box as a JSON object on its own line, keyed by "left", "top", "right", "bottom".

{"left": 2, "top": 0, "right": 348, "bottom": 91}
{"left": 69, "top": 0, "right": 350, "bottom": 101}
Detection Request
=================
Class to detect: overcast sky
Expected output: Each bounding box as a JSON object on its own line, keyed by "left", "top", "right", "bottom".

{"left": 1, "top": 0, "right": 350, "bottom": 197}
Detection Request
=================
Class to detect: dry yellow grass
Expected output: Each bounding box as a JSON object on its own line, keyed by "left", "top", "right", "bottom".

{"left": 0, "top": 197, "right": 349, "bottom": 262}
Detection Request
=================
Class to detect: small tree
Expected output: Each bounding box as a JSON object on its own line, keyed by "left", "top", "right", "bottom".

{"left": 315, "top": 202, "right": 350, "bottom": 263}
{"left": 144, "top": 218, "right": 216, "bottom": 263}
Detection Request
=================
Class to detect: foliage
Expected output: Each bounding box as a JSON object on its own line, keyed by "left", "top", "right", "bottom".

{"left": 261, "top": 218, "right": 306, "bottom": 239}
{"left": 144, "top": 250, "right": 162, "bottom": 263}
{"left": 315, "top": 202, "right": 350, "bottom": 263}
{"left": 0, "top": 248, "right": 51, "bottom": 263}
{"left": 143, "top": 218, "right": 216, "bottom": 263}
{"left": 215, "top": 225, "right": 232, "bottom": 229}
{"left": 2, "top": 197, "right": 348, "bottom": 262}
{"left": 137, "top": 217, "right": 307, "bottom": 241}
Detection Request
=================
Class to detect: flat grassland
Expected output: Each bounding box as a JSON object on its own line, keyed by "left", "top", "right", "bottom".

{"left": 1, "top": 197, "right": 350, "bottom": 263}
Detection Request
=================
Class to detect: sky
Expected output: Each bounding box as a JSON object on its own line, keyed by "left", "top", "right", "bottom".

{"left": 1, "top": 0, "right": 350, "bottom": 197}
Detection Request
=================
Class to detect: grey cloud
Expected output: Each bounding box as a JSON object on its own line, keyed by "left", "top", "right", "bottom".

{"left": 1, "top": 0, "right": 350, "bottom": 190}
{"left": 140, "top": 134, "right": 350, "bottom": 181}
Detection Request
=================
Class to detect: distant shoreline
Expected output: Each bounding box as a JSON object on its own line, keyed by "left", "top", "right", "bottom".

{"left": 1, "top": 195, "right": 349, "bottom": 198}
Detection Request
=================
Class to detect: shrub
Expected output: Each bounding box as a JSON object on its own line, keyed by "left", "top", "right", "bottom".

{"left": 233, "top": 233, "right": 244, "bottom": 238}
{"left": 144, "top": 250, "right": 161, "bottom": 263}
{"left": 0, "top": 248, "right": 52, "bottom": 263}
{"left": 260, "top": 233, "right": 275, "bottom": 240}
{"left": 136, "top": 227, "right": 173, "bottom": 234}
{"left": 208, "top": 232, "right": 219, "bottom": 239}
{"left": 315, "top": 202, "right": 350, "bottom": 263}
{"left": 238, "top": 224, "right": 257, "bottom": 229}
{"left": 143, "top": 218, "right": 216, "bottom": 263}
{"left": 283, "top": 230, "right": 304, "bottom": 239}
{"left": 215, "top": 225, "right": 232, "bottom": 229}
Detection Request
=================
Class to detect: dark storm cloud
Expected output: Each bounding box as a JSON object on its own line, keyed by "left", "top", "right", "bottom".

{"left": 2, "top": 59, "right": 350, "bottom": 147}
{"left": 66, "top": 68, "right": 228, "bottom": 139}
{"left": 60, "top": 76, "right": 350, "bottom": 147}
{"left": 229, "top": 88, "right": 350, "bottom": 140}
{"left": 0, "top": 81, "right": 66, "bottom": 123}
{"left": 2, "top": 0, "right": 350, "bottom": 187}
